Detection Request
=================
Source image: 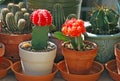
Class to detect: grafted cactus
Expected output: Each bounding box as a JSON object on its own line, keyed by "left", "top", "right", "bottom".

{"left": 1, "top": 2, "right": 32, "bottom": 34}
{"left": 31, "top": 9, "right": 52, "bottom": 50}
{"left": 89, "top": 6, "right": 119, "bottom": 34}
{"left": 52, "top": 3, "right": 65, "bottom": 31}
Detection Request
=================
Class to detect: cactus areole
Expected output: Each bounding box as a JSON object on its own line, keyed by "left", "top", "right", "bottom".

{"left": 31, "top": 9, "right": 52, "bottom": 50}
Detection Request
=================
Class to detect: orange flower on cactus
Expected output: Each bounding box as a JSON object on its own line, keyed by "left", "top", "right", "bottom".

{"left": 62, "top": 18, "right": 86, "bottom": 37}
{"left": 55, "top": 18, "right": 86, "bottom": 51}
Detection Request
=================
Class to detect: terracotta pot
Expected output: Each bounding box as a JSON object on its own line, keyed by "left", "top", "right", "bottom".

{"left": 49, "top": 36, "right": 64, "bottom": 63}
{"left": 19, "top": 41, "right": 57, "bottom": 76}
{"left": 62, "top": 41, "right": 98, "bottom": 74}
{"left": 0, "top": 43, "right": 5, "bottom": 57}
{"left": 0, "top": 43, "right": 5, "bottom": 62}
{"left": 105, "top": 60, "right": 120, "bottom": 81}
{"left": 114, "top": 42, "right": 120, "bottom": 74}
{"left": 0, "top": 33, "right": 31, "bottom": 62}
{"left": 57, "top": 60, "right": 104, "bottom": 81}
{"left": 0, "top": 57, "right": 12, "bottom": 78}
{"left": 11, "top": 61, "right": 58, "bottom": 81}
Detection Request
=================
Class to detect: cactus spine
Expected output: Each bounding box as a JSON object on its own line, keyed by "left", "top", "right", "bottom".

{"left": 52, "top": 3, "right": 65, "bottom": 31}
{"left": 90, "top": 7, "right": 119, "bottom": 34}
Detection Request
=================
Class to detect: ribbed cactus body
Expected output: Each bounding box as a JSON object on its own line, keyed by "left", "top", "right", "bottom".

{"left": 12, "top": 5, "right": 20, "bottom": 15}
{"left": 24, "top": 13, "right": 31, "bottom": 31}
{"left": 6, "top": 12, "right": 17, "bottom": 32}
{"left": 32, "top": 26, "right": 49, "bottom": 50}
{"left": 18, "top": 2, "right": 26, "bottom": 8}
{"left": 52, "top": 3, "right": 65, "bottom": 31}
{"left": 1, "top": 8, "right": 10, "bottom": 26}
{"left": 18, "top": 19, "right": 26, "bottom": 32}
{"left": 90, "top": 8, "right": 119, "bottom": 34}
{"left": 15, "top": 11, "right": 23, "bottom": 23}
{"left": 7, "top": 3, "right": 14, "bottom": 11}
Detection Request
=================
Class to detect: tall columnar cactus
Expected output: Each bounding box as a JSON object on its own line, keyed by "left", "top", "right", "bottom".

{"left": 31, "top": 9, "right": 52, "bottom": 50}
{"left": 89, "top": 7, "right": 119, "bottom": 34}
{"left": 1, "top": 2, "right": 32, "bottom": 34}
{"left": 52, "top": 3, "right": 65, "bottom": 31}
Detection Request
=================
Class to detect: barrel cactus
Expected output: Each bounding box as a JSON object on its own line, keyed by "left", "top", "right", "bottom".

{"left": 31, "top": 9, "right": 52, "bottom": 50}
{"left": 88, "top": 6, "right": 119, "bottom": 35}
{"left": 1, "top": 2, "right": 32, "bottom": 34}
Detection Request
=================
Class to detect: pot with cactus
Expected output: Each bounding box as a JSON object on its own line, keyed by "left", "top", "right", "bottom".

{"left": 18, "top": 9, "right": 57, "bottom": 76}
{"left": 55, "top": 18, "right": 98, "bottom": 75}
{"left": 85, "top": 6, "right": 120, "bottom": 63}
{"left": 0, "top": 2, "right": 32, "bottom": 62}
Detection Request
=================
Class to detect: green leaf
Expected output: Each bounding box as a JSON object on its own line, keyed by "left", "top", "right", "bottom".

{"left": 54, "top": 31, "right": 69, "bottom": 41}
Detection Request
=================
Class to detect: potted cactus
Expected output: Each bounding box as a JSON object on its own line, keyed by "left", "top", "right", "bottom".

{"left": 55, "top": 18, "right": 98, "bottom": 75}
{"left": 18, "top": 9, "right": 57, "bottom": 76}
{"left": 0, "top": 2, "right": 32, "bottom": 62}
{"left": 85, "top": 6, "right": 120, "bottom": 63}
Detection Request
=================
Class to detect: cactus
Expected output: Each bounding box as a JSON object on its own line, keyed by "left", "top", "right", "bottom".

{"left": 18, "top": 2, "right": 26, "bottom": 8}
{"left": 1, "top": 2, "right": 32, "bottom": 34}
{"left": 1, "top": 8, "right": 10, "bottom": 26}
{"left": 18, "top": 19, "right": 26, "bottom": 32}
{"left": 31, "top": 9, "right": 52, "bottom": 50}
{"left": 15, "top": 11, "right": 23, "bottom": 23}
{"left": 5, "top": 12, "right": 17, "bottom": 32}
{"left": 52, "top": 3, "right": 65, "bottom": 31}
{"left": 89, "top": 6, "right": 119, "bottom": 34}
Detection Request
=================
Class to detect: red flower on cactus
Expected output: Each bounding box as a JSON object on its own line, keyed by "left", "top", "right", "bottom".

{"left": 31, "top": 9, "right": 52, "bottom": 26}
{"left": 62, "top": 18, "right": 86, "bottom": 37}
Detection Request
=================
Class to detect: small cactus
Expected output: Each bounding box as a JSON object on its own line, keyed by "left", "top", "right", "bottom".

{"left": 31, "top": 9, "right": 52, "bottom": 50}
{"left": 1, "top": 2, "right": 32, "bottom": 34}
{"left": 1, "top": 8, "right": 10, "bottom": 26}
{"left": 52, "top": 3, "right": 65, "bottom": 31}
{"left": 89, "top": 6, "right": 119, "bottom": 34}
{"left": 18, "top": 2, "right": 26, "bottom": 8}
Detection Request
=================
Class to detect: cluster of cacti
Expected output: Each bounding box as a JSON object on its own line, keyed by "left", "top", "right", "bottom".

{"left": 52, "top": 3, "right": 65, "bottom": 32}
{"left": 89, "top": 6, "right": 119, "bottom": 35}
{"left": 1, "top": 2, "right": 32, "bottom": 34}
{"left": 31, "top": 9, "right": 52, "bottom": 50}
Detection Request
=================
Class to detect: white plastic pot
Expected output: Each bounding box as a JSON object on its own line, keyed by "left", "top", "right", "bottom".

{"left": 19, "top": 41, "right": 57, "bottom": 76}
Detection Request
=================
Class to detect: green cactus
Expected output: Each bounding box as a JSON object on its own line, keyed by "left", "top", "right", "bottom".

{"left": 15, "top": 11, "right": 23, "bottom": 23}
{"left": 18, "top": 2, "right": 26, "bottom": 8}
{"left": 1, "top": 8, "right": 10, "bottom": 26}
{"left": 1, "top": 2, "right": 32, "bottom": 34}
{"left": 18, "top": 19, "right": 26, "bottom": 32}
{"left": 89, "top": 7, "right": 119, "bottom": 34}
{"left": 23, "top": 12, "right": 31, "bottom": 32}
{"left": 7, "top": 3, "right": 14, "bottom": 11}
{"left": 32, "top": 26, "right": 49, "bottom": 50}
{"left": 52, "top": 3, "right": 65, "bottom": 31}
{"left": 5, "top": 12, "right": 17, "bottom": 32}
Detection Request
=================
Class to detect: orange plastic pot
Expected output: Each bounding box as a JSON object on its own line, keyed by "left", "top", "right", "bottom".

{"left": 57, "top": 60, "right": 104, "bottom": 81}
{"left": 0, "top": 57, "right": 12, "bottom": 78}
{"left": 0, "top": 33, "right": 31, "bottom": 62}
{"left": 11, "top": 61, "right": 58, "bottom": 81}
{"left": 62, "top": 41, "right": 98, "bottom": 74}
